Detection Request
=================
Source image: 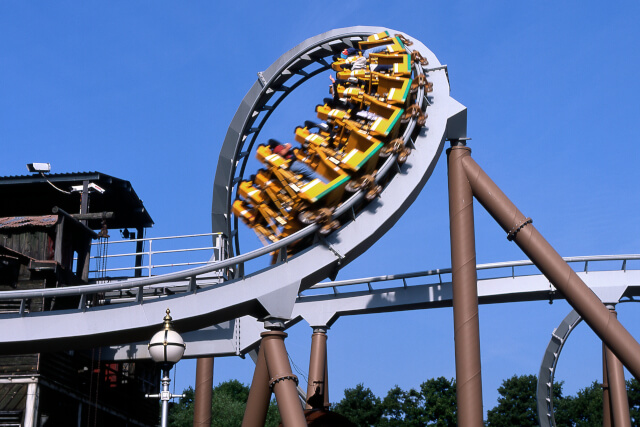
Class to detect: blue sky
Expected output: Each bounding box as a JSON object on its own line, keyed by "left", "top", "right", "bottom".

{"left": 2, "top": 1, "right": 640, "bottom": 417}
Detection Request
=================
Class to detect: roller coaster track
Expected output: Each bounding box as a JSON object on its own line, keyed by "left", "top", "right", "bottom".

{"left": 0, "top": 27, "right": 466, "bottom": 355}
{"left": 99, "top": 254, "right": 640, "bottom": 361}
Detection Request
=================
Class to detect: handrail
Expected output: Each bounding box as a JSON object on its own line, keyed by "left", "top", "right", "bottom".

{"left": 102, "top": 232, "right": 224, "bottom": 245}
{"left": 87, "top": 232, "right": 224, "bottom": 276}
{"left": 308, "top": 254, "right": 640, "bottom": 290}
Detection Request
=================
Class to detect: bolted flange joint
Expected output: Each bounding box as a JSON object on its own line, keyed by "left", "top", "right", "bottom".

{"left": 269, "top": 374, "right": 299, "bottom": 391}
{"left": 507, "top": 217, "right": 532, "bottom": 241}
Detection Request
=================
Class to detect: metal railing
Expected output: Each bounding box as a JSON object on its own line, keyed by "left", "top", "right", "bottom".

{"left": 1, "top": 249, "right": 638, "bottom": 315}
{"left": 89, "top": 232, "right": 227, "bottom": 278}
{"left": 304, "top": 254, "right": 640, "bottom": 295}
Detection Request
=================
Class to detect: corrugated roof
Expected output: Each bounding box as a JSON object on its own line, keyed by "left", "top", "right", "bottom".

{"left": 0, "top": 215, "right": 58, "bottom": 229}
{"left": 0, "top": 171, "right": 101, "bottom": 180}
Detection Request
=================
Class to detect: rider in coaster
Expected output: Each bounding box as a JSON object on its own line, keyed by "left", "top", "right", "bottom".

{"left": 338, "top": 48, "right": 393, "bottom": 72}
{"left": 268, "top": 139, "right": 328, "bottom": 184}
{"left": 329, "top": 74, "right": 380, "bottom": 122}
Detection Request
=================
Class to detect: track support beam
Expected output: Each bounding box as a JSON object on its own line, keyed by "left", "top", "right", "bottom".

{"left": 242, "top": 320, "right": 306, "bottom": 427}
{"left": 603, "top": 306, "right": 631, "bottom": 427}
{"left": 602, "top": 343, "right": 613, "bottom": 427}
{"left": 447, "top": 143, "right": 484, "bottom": 427}
{"left": 262, "top": 325, "right": 306, "bottom": 427}
{"left": 193, "top": 357, "right": 214, "bottom": 427}
{"left": 306, "top": 327, "right": 329, "bottom": 410}
{"left": 242, "top": 345, "right": 272, "bottom": 427}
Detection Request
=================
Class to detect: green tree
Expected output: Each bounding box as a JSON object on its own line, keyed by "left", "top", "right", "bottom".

{"left": 169, "top": 380, "right": 280, "bottom": 427}
{"left": 420, "top": 377, "right": 456, "bottom": 425}
{"left": 333, "top": 383, "right": 384, "bottom": 427}
{"left": 486, "top": 374, "right": 538, "bottom": 426}
{"left": 378, "top": 378, "right": 456, "bottom": 426}
{"left": 169, "top": 386, "right": 195, "bottom": 427}
{"left": 561, "top": 380, "right": 603, "bottom": 426}
{"left": 378, "top": 386, "right": 404, "bottom": 426}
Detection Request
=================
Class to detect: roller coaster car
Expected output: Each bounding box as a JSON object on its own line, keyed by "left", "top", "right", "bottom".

{"left": 370, "top": 72, "right": 412, "bottom": 105}
{"left": 366, "top": 30, "right": 392, "bottom": 42}
{"left": 332, "top": 34, "right": 407, "bottom": 72}
{"left": 332, "top": 73, "right": 412, "bottom": 107}
{"left": 315, "top": 97, "right": 403, "bottom": 139}
{"left": 364, "top": 30, "right": 413, "bottom": 47}
{"left": 336, "top": 69, "right": 368, "bottom": 81}
{"left": 234, "top": 32, "right": 429, "bottom": 249}
{"left": 256, "top": 144, "right": 349, "bottom": 207}
{"left": 332, "top": 84, "right": 365, "bottom": 102}
{"left": 315, "top": 104, "right": 351, "bottom": 122}
{"left": 368, "top": 53, "right": 411, "bottom": 77}
{"left": 331, "top": 55, "right": 365, "bottom": 72}
{"left": 238, "top": 180, "right": 292, "bottom": 224}
{"left": 296, "top": 150, "right": 350, "bottom": 206}
{"left": 232, "top": 199, "right": 279, "bottom": 245}
{"left": 234, "top": 171, "right": 308, "bottom": 244}
{"left": 295, "top": 123, "right": 382, "bottom": 174}
{"left": 348, "top": 94, "right": 404, "bottom": 139}
{"left": 252, "top": 169, "right": 298, "bottom": 216}
{"left": 358, "top": 35, "right": 406, "bottom": 55}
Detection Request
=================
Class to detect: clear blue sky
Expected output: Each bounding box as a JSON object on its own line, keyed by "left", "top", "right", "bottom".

{"left": 2, "top": 0, "right": 640, "bottom": 416}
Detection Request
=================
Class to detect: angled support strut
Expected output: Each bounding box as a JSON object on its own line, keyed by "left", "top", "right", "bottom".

{"left": 242, "top": 320, "right": 307, "bottom": 427}
{"left": 459, "top": 149, "right": 640, "bottom": 381}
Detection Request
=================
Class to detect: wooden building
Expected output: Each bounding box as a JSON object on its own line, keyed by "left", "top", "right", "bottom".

{"left": 0, "top": 172, "right": 159, "bottom": 427}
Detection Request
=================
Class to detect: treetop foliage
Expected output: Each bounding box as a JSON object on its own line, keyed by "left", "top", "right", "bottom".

{"left": 168, "top": 376, "right": 640, "bottom": 426}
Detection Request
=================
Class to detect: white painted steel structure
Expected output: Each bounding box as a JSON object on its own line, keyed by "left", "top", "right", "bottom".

{"left": 99, "top": 255, "right": 640, "bottom": 361}
{"left": 0, "top": 27, "right": 465, "bottom": 355}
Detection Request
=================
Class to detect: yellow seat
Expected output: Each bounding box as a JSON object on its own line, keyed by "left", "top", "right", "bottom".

{"left": 336, "top": 69, "right": 368, "bottom": 81}
{"left": 338, "top": 123, "right": 383, "bottom": 173}
{"left": 358, "top": 36, "right": 406, "bottom": 54}
{"left": 316, "top": 104, "right": 350, "bottom": 121}
{"left": 364, "top": 94, "right": 403, "bottom": 137}
{"left": 238, "top": 181, "right": 265, "bottom": 205}
{"left": 295, "top": 127, "right": 331, "bottom": 148}
{"left": 232, "top": 199, "right": 256, "bottom": 224}
{"left": 372, "top": 72, "right": 412, "bottom": 105}
{"left": 369, "top": 53, "right": 411, "bottom": 77}
{"left": 366, "top": 30, "right": 391, "bottom": 42}
{"left": 297, "top": 151, "right": 350, "bottom": 205}
{"left": 256, "top": 145, "right": 288, "bottom": 169}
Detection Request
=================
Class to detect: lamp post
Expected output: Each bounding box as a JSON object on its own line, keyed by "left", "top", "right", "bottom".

{"left": 147, "top": 309, "right": 186, "bottom": 427}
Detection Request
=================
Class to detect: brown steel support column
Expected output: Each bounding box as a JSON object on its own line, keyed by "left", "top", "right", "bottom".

{"left": 242, "top": 345, "right": 272, "bottom": 427}
{"left": 193, "top": 357, "right": 214, "bottom": 427}
{"left": 306, "top": 327, "right": 328, "bottom": 410}
{"left": 261, "top": 328, "right": 307, "bottom": 427}
{"left": 602, "top": 343, "right": 613, "bottom": 427}
{"left": 604, "top": 307, "right": 631, "bottom": 427}
{"left": 323, "top": 355, "right": 330, "bottom": 410}
{"left": 447, "top": 144, "right": 484, "bottom": 427}
{"left": 460, "top": 154, "right": 640, "bottom": 380}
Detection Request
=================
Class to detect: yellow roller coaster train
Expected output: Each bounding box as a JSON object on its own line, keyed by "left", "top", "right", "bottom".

{"left": 232, "top": 31, "right": 431, "bottom": 256}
